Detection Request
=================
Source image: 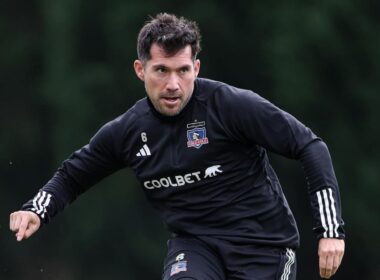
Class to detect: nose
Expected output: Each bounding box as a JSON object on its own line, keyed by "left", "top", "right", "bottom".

{"left": 166, "top": 73, "right": 180, "bottom": 92}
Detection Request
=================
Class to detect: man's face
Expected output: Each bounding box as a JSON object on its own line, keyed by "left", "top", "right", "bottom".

{"left": 134, "top": 43, "right": 200, "bottom": 116}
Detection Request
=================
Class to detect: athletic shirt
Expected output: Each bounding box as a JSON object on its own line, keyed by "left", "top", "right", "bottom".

{"left": 22, "top": 78, "right": 345, "bottom": 249}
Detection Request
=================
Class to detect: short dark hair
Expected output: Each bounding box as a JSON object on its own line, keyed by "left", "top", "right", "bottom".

{"left": 137, "top": 13, "right": 201, "bottom": 63}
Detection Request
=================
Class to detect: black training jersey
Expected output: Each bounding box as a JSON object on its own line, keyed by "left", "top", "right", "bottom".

{"left": 22, "top": 78, "right": 345, "bottom": 248}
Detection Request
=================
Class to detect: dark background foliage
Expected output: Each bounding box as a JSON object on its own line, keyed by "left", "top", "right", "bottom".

{"left": 1, "top": 1, "right": 379, "bottom": 279}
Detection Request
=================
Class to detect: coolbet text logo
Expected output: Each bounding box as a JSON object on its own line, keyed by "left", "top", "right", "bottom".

{"left": 143, "top": 165, "right": 223, "bottom": 190}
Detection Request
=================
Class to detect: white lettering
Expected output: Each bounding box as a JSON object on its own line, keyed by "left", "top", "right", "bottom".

{"left": 143, "top": 166, "right": 222, "bottom": 190}
{"left": 151, "top": 180, "right": 161, "bottom": 188}
{"left": 168, "top": 177, "right": 178, "bottom": 187}
{"left": 144, "top": 181, "right": 154, "bottom": 190}
{"left": 175, "top": 175, "right": 185, "bottom": 186}
{"left": 184, "top": 174, "right": 194, "bottom": 184}
{"left": 160, "top": 178, "right": 170, "bottom": 188}
{"left": 141, "top": 132, "right": 147, "bottom": 142}
{"left": 192, "top": 171, "right": 201, "bottom": 181}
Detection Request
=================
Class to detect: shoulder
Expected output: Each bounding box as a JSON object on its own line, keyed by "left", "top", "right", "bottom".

{"left": 194, "top": 77, "right": 266, "bottom": 108}
{"left": 194, "top": 77, "right": 225, "bottom": 97}
{"left": 110, "top": 97, "right": 150, "bottom": 125}
{"left": 96, "top": 97, "right": 151, "bottom": 137}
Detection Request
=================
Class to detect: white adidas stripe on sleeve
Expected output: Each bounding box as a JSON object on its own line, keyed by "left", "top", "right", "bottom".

{"left": 31, "top": 190, "right": 52, "bottom": 219}
{"left": 316, "top": 188, "right": 339, "bottom": 238}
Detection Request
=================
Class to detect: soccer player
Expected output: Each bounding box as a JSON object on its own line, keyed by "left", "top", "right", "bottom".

{"left": 9, "top": 13, "right": 345, "bottom": 279}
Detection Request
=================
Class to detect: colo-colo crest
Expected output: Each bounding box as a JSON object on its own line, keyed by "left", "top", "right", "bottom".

{"left": 186, "top": 121, "right": 209, "bottom": 149}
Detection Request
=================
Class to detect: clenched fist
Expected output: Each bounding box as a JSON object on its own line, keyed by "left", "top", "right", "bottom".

{"left": 9, "top": 211, "right": 41, "bottom": 241}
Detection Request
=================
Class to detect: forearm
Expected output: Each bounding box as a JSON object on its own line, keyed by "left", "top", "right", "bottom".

{"left": 20, "top": 168, "right": 84, "bottom": 224}
{"left": 299, "top": 140, "right": 345, "bottom": 239}
{"left": 20, "top": 121, "right": 126, "bottom": 223}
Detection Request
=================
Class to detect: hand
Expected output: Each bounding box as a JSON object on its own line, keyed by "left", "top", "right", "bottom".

{"left": 318, "top": 238, "right": 345, "bottom": 278}
{"left": 9, "top": 211, "right": 41, "bottom": 241}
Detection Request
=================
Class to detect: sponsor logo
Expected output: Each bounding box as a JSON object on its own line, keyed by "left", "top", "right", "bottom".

{"left": 143, "top": 165, "right": 222, "bottom": 190}
{"left": 144, "top": 172, "right": 202, "bottom": 189}
{"left": 186, "top": 121, "right": 209, "bottom": 149}
{"left": 204, "top": 165, "right": 222, "bottom": 178}
{"left": 136, "top": 144, "right": 151, "bottom": 157}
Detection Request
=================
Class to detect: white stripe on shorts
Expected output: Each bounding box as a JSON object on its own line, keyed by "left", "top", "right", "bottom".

{"left": 280, "top": 248, "right": 295, "bottom": 280}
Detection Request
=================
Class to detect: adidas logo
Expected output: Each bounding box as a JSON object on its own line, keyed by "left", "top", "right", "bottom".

{"left": 136, "top": 144, "right": 151, "bottom": 157}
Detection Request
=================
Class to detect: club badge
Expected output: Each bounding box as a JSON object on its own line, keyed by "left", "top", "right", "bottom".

{"left": 187, "top": 121, "right": 209, "bottom": 149}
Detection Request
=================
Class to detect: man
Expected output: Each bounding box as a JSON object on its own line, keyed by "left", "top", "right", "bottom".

{"left": 10, "top": 13, "right": 345, "bottom": 279}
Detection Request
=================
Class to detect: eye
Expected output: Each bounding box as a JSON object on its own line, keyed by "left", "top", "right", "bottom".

{"left": 156, "top": 66, "right": 167, "bottom": 73}
{"left": 179, "top": 67, "right": 190, "bottom": 74}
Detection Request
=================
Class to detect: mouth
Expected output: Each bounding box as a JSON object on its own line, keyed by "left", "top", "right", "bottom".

{"left": 163, "top": 97, "right": 179, "bottom": 103}
{"left": 160, "top": 95, "right": 181, "bottom": 106}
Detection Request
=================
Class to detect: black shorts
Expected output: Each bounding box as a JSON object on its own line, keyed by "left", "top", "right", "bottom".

{"left": 162, "top": 235, "right": 296, "bottom": 280}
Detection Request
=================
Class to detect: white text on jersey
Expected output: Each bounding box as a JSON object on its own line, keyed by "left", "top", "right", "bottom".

{"left": 144, "top": 165, "right": 222, "bottom": 189}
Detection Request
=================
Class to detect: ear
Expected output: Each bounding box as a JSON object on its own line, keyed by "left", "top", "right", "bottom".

{"left": 134, "top": 60, "right": 145, "bottom": 81}
{"left": 194, "top": 59, "right": 201, "bottom": 77}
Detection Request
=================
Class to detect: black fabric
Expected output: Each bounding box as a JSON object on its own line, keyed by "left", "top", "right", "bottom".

{"left": 162, "top": 236, "right": 225, "bottom": 280}
{"left": 163, "top": 235, "right": 297, "bottom": 280}
{"left": 21, "top": 78, "right": 344, "bottom": 248}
